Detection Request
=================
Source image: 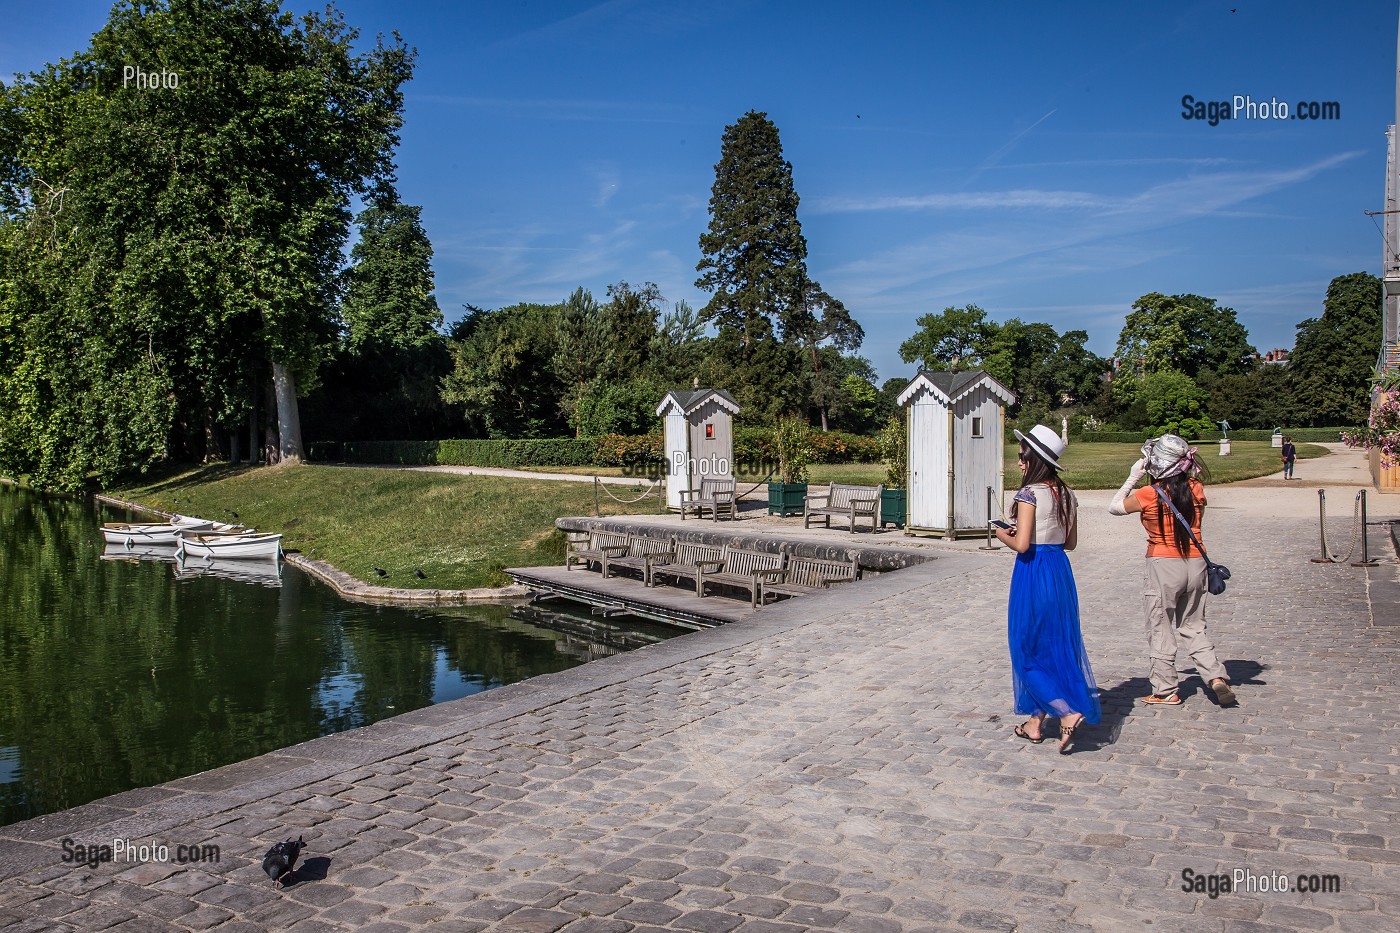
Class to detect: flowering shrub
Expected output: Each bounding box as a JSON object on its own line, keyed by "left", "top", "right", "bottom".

{"left": 593, "top": 433, "right": 664, "bottom": 467}
{"left": 1343, "top": 389, "right": 1400, "bottom": 468}
{"left": 811, "top": 431, "right": 881, "bottom": 463}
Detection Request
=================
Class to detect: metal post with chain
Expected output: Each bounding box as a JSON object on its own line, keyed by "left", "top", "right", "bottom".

{"left": 1310, "top": 488, "right": 1365, "bottom": 564}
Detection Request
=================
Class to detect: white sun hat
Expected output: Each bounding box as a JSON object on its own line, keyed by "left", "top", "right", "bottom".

{"left": 1014, "top": 424, "right": 1066, "bottom": 470}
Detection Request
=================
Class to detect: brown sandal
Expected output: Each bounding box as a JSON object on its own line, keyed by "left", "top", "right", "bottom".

{"left": 1141, "top": 692, "right": 1182, "bottom": 706}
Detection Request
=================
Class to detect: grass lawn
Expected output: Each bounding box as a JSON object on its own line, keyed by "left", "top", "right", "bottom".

{"left": 1049, "top": 439, "right": 1326, "bottom": 489}
{"left": 812, "top": 439, "right": 1326, "bottom": 489}
{"left": 108, "top": 464, "right": 662, "bottom": 590}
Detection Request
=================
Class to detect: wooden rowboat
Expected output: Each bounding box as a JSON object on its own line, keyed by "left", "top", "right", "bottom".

{"left": 176, "top": 531, "right": 282, "bottom": 561}
{"left": 101, "top": 514, "right": 243, "bottom": 547}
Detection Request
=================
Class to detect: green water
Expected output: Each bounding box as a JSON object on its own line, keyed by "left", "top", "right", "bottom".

{"left": 0, "top": 483, "right": 676, "bottom": 827}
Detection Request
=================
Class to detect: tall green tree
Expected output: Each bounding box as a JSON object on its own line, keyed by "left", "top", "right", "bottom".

{"left": 551, "top": 288, "right": 608, "bottom": 437}
{"left": 1288, "top": 272, "right": 1383, "bottom": 426}
{"left": 0, "top": 0, "right": 412, "bottom": 487}
{"left": 649, "top": 299, "right": 707, "bottom": 385}
{"left": 302, "top": 202, "right": 450, "bottom": 442}
{"left": 1113, "top": 293, "right": 1255, "bottom": 384}
{"left": 898, "top": 304, "right": 993, "bottom": 372}
{"left": 695, "top": 110, "right": 809, "bottom": 348}
{"left": 442, "top": 303, "right": 565, "bottom": 438}
{"left": 601, "top": 281, "right": 662, "bottom": 379}
{"left": 788, "top": 279, "right": 864, "bottom": 431}
{"left": 342, "top": 203, "right": 442, "bottom": 355}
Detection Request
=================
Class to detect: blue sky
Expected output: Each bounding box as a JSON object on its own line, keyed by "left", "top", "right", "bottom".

{"left": 2, "top": 1, "right": 1396, "bottom": 382}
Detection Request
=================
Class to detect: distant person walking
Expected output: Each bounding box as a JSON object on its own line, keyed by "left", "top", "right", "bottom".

{"left": 1109, "top": 435, "right": 1238, "bottom": 708}
{"left": 1281, "top": 436, "right": 1296, "bottom": 479}
{"left": 995, "top": 425, "right": 1100, "bottom": 754}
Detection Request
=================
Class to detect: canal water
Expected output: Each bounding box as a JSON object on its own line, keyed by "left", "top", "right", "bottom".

{"left": 0, "top": 483, "right": 678, "bottom": 828}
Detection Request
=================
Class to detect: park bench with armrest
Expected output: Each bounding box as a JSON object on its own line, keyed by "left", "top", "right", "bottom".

{"left": 757, "top": 555, "right": 860, "bottom": 607}
{"left": 803, "top": 482, "right": 883, "bottom": 533}
{"left": 697, "top": 544, "right": 786, "bottom": 607}
{"left": 604, "top": 534, "right": 676, "bottom": 586}
{"left": 679, "top": 477, "right": 737, "bottom": 522}
{"left": 649, "top": 541, "right": 725, "bottom": 592}
{"left": 564, "top": 530, "right": 631, "bottom": 575}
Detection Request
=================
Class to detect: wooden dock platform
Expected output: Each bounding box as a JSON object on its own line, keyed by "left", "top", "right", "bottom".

{"left": 506, "top": 565, "right": 757, "bottom": 629}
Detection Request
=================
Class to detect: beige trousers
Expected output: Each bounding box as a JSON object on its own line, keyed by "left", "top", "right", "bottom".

{"left": 1144, "top": 557, "right": 1227, "bottom": 695}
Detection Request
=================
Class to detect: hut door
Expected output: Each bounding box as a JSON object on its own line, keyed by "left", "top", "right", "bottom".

{"left": 664, "top": 412, "right": 689, "bottom": 508}
{"left": 906, "top": 399, "right": 949, "bottom": 531}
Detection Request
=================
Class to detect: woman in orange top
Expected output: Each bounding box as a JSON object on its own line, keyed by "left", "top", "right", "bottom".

{"left": 1108, "top": 435, "right": 1237, "bottom": 708}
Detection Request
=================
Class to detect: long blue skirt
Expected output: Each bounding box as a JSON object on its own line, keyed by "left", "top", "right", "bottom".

{"left": 1008, "top": 544, "right": 1101, "bottom": 724}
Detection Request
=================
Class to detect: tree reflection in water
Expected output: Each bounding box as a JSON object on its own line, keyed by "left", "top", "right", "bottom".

{"left": 0, "top": 483, "right": 675, "bottom": 827}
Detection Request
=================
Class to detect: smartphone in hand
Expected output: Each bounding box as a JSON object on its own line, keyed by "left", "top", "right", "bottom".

{"left": 990, "top": 519, "right": 1013, "bottom": 530}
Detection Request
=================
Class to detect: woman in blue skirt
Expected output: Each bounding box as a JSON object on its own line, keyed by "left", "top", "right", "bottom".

{"left": 993, "top": 425, "right": 1101, "bottom": 754}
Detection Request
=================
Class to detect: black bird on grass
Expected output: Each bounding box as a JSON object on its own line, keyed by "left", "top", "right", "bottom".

{"left": 262, "top": 835, "right": 304, "bottom": 888}
{"left": 414, "top": 569, "right": 426, "bottom": 579}
{"left": 374, "top": 567, "right": 388, "bottom": 578}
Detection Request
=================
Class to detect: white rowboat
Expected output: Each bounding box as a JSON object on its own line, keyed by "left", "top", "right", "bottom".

{"left": 176, "top": 531, "right": 283, "bottom": 561}
{"left": 103, "top": 520, "right": 214, "bottom": 546}
{"left": 101, "top": 514, "right": 243, "bottom": 547}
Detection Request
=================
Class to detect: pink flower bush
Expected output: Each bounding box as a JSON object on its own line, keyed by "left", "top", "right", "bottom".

{"left": 1343, "top": 390, "right": 1400, "bottom": 469}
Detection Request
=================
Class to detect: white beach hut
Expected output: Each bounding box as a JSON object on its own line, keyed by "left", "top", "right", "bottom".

{"left": 656, "top": 389, "right": 740, "bottom": 510}
{"left": 898, "top": 370, "right": 1017, "bottom": 538}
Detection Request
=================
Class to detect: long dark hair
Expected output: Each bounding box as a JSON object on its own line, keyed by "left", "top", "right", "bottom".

{"left": 1013, "top": 443, "right": 1074, "bottom": 532}
{"left": 1154, "top": 462, "right": 1211, "bottom": 554}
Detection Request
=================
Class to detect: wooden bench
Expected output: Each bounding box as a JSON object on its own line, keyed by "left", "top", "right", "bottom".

{"left": 803, "top": 483, "right": 883, "bottom": 533}
{"left": 757, "top": 555, "right": 859, "bottom": 608}
{"left": 649, "top": 541, "right": 724, "bottom": 592}
{"left": 697, "top": 545, "right": 786, "bottom": 607}
{"left": 604, "top": 534, "right": 676, "bottom": 586}
{"left": 564, "top": 530, "right": 630, "bottom": 575}
{"left": 679, "top": 477, "right": 737, "bottom": 522}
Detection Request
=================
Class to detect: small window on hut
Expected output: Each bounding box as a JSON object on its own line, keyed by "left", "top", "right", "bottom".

{"left": 971, "top": 417, "right": 983, "bottom": 437}
{"left": 705, "top": 423, "right": 715, "bottom": 440}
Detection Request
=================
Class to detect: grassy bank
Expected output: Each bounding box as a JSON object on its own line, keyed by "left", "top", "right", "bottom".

{"left": 108, "top": 465, "right": 661, "bottom": 590}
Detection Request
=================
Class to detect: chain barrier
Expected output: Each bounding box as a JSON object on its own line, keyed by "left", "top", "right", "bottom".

{"left": 1311, "top": 489, "right": 1364, "bottom": 564}
{"left": 734, "top": 470, "right": 776, "bottom": 499}
{"left": 591, "top": 470, "right": 774, "bottom": 514}
{"left": 594, "top": 476, "right": 663, "bottom": 504}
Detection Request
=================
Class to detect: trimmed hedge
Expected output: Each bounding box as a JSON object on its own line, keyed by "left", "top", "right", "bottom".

{"left": 1076, "top": 427, "right": 1353, "bottom": 444}
{"left": 313, "top": 428, "right": 884, "bottom": 469}
{"left": 317, "top": 438, "right": 596, "bottom": 467}
{"left": 1073, "top": 431, "right": 1152, "bottom": 444}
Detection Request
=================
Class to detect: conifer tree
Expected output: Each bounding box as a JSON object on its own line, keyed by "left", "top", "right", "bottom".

{"left": 696, "top": 110, "right": 809, "bottom": 349}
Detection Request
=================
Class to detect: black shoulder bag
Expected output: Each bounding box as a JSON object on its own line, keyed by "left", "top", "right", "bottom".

{"left": 1152, "top": 485, "right": 1231, "bottom": 595}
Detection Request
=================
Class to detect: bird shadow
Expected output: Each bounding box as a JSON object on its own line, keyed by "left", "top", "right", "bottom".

{"left": 288, "top": 856, "right": 332, "bottom": 885}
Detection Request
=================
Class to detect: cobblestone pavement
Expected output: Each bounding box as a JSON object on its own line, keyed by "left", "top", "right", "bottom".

{"left": 2, "top": 474, "right": 1398, "bottom": 932}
